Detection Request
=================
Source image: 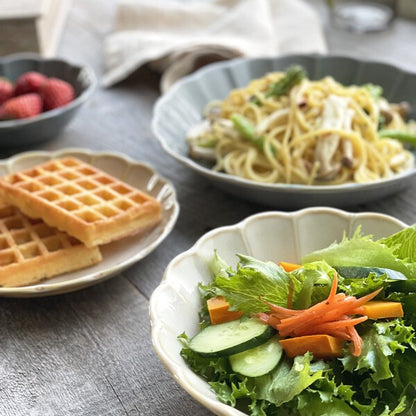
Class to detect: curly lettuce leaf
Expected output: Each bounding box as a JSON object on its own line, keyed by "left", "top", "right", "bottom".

{"left": 341, "top": 320, "right": 415, "bottom": 381}
{"left": 302, "top": 226, "right": 416, "bottom": 279}
{"left": 338, "top": 271, "right": 391, "bottom": 297}
{"left": 336, "top": 319, "right": 416, "bottom": 414}
{"left": 289, "top": 261, "right": 335, "bottom": 309}
{"left": 380, "top": 224, "right": 416, "bottom": 264}
{"left": 253, "top": 353, "right": 326, "bottom": 406}
{"left": 297, "top": 393, "right": 361, "bottom": 416}
{"left": 201, "top": 254, "right": 335, "bottom": 313}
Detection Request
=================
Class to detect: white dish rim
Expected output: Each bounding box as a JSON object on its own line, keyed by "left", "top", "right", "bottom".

{"left": 149, "top": 207, "right": 408, "bottom": 416}
{"left": 0, "top": 147, "right": 179, "bottom": 297}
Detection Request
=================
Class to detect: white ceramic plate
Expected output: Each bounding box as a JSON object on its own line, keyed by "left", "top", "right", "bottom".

{"left": 152, "top": 55, "right": 416, "bottom": 208}
{"left": 149, "top": 207, "right": 406, "bottom": 416}
{"left": 0, "top": 148, "right": 179, "bottom": 297}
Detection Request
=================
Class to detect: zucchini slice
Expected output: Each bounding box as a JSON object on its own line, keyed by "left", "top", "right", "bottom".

{"left": 189, "top": 318, "right": 275, "bottom": 357}
{"left": 229, "top": 336, "right": 283, "bottom": 377}
{"left": 334, "top": 266, "right": 407, "bottom": 281}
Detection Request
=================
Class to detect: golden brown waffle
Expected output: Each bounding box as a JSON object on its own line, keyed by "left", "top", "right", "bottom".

{"left": 0, "top": 157, "right": 162, "bottom": 247}
{"left": 0, "top": 203, "right": 102, "bottom": 287}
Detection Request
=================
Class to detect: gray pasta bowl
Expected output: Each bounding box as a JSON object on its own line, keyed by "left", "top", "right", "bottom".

{"left": 152, "top": 54, "right": 416, "bottom": 208}
{"left": 0, "top": 53, "right": 97, "bottom": 148}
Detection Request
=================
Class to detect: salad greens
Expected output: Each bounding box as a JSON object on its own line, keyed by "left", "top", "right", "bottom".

{"left": 179, "top": 226, "right": 416, "bottom": 415}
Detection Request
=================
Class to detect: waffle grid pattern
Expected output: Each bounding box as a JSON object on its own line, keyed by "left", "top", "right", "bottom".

{"left": 5, "top": 158, "right": 151, "bottom": 225}
{"left": 0, "top": 204, "right": 82, "bottom": 268}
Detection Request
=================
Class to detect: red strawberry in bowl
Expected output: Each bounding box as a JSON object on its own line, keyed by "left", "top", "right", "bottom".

{"left": 40, "top": 78, "right": 75, "bottom": 110}
{"left": 14, "top": 71, "right": 47, "bottom": 95}
{"left": 2, "top": 93, "right": 43, "bottom": 120}
{"left": 0, "top": 78, "right": 14, "bottom": 105}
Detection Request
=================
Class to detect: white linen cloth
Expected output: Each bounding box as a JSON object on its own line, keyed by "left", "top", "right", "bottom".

{"left": 102, "top": 0, "right": 327, "bottom": 92}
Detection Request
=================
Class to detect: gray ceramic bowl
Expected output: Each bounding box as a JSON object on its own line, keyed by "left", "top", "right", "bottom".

{"left": 0, "top": 53, "right": 97, "bottom": 148}
{"left": 152, "top": 54, "right": 416, "bottom": 208}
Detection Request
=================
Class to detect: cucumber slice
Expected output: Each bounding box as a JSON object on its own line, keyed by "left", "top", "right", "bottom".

{"left": 334, "top": 266, "right": 407, "bottom": 281}
{"left": 189, "top": 318, "right": 276, "bottom": 357}
{"left": 229, "top": 337, "right": 283, "bottom": 377}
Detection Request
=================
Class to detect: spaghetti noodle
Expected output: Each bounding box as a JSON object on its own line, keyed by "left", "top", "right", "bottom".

{"left": 186, "top": 67, "right": 414, "bottom": 185}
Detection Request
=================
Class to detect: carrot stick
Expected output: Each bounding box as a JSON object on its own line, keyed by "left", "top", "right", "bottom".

{"left": 328, "top": 272, "right": 338, "bottom": 302}
{"left": 352, "top": 287, "right": 383, "bottom": 307}
{"left": 259, "top": 297, "right": 303, "bottom": 317}
{"left": 308, "top": 316, "right": 368, "bottom": 333}
{"left": 346, "top": 326, "right": 362, "bottom": 356}
{"left": 257, "top": 271, "right": 383, "bottom": 357}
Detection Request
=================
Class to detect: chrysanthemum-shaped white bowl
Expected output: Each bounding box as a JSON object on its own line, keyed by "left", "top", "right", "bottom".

{"left": 149, "top": 207, "right": 406, "bottom": 416}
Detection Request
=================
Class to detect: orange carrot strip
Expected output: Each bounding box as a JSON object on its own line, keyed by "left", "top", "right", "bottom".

{"left": 346, "top": 325, "right": 362, "bottom": 356}
{"left": 289, "top": 317, "right": 367, "bottom": 338}
{"left": 328, "top": 272, "right": 338, "bottom": 303}
{"left": 277, "top": 296, "right": 347, "bottom": 335}
{"left": 350, "top": 306, "right": 365, "bottom": 315}
{"left": 352, "top": 287, "right": 383, "bottom": 307}
{"left": 259, "top": 272, "right": 381, "bottom": 357}
{"left": 279, "top": 261, "right": 301, "bottom": 272}
{"left": 277, "top": 277, "right": 342, "bottom": 331}
{"left": 321, "top": 297, "right": 366, "bottom": 322}
{"left": 257, "top": 312, "right": 272, "bottom": 324}
{"left": 259, "top": 298, "right": 303, "bottom": 317}
{"left": 308, "top": 316, "right": 368, "bottom": 333}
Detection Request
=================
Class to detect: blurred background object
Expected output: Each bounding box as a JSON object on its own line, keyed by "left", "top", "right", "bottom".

{"left": 324, "top": 0, "right": 416, "bottom": 32}
{"left": 327, "top": 0, "right": 396, "bottom": 32}
{"left": 398, "top": 0, "right": 416, "bottom": 19}
{"left": 0, "top": 0, "right": 71, "bottom": 57}
{"left": 0, "top": 53, "right": 96, "bottom": 147}
{"left": 102, "top": 0, "right": 327, "bottom": 93}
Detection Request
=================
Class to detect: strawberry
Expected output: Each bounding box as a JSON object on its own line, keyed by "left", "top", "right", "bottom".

{"left": 40, "top": 78, "right": 75, "bottom": 110}
{"left": 14, "top": 71, "right": 47, "bottom": 96}
{"left": 2, "top": 93, "right": 43, "bottom": 120}
{"left": 0, "top": 78, "right": 14, "bottom": 105}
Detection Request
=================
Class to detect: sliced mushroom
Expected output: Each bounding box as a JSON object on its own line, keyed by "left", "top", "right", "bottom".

{"left": 391, "top": 101, "right": 411, "bottom": 119}
{"left": 379, "top": 100, "right": 410, "bottom": 124}
{"left": 341, "top": 139, "right": 354, "bottom": 168}
{"left": 189, "top": 145, "right": 216, "bottom": 161}
{"left": 202, "top": 101, "right": 223, "bottom": 120}
{"left": 186, "top": 119, "right": 212, "bottom": 142}
{"left": 186, "top": 119, "right": 216, "bottom": 161}
{"left": 255, "top": 108, "right": 289, "bottom": 136}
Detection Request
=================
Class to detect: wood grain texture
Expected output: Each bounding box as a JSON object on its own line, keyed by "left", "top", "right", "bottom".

{"left": 0, "top": 277, "right": 212, "bottom": 416}
{"left": 0, "top": 0, "right": 416, "bottom": 415}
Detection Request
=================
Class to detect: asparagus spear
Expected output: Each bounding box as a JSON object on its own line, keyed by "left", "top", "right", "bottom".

{"left": 265, "top": 65, "right": 306, "bottom": 98}
{"left": 230, "top": 113, "right": 275, "bottom": 154}
{"left": 379, "top": 129, "right": 416, "bottom": 146}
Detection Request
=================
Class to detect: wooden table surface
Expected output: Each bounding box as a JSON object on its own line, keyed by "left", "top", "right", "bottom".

{"left": 1, "top": 1, "right": 416, "bottom": 415}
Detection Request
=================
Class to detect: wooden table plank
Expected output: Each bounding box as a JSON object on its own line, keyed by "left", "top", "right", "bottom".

{"left": 0, "top": 0, "right": 416, "bottom": 415}
{"left": 0, "top": 277, "right": 212, "bottom": 415}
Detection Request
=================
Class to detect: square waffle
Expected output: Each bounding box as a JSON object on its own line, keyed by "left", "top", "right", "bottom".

{"left": 0, "top": 203, "right": 102, "bottom": 287}
{"left": 0, "top": 157, "right": 162, "bottom": 247}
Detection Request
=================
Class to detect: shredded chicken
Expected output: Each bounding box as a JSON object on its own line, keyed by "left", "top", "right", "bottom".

{"left": 315, "top": 95, "right": 355, "bottom": 180}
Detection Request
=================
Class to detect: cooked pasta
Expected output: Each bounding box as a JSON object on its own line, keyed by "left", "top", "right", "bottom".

{"left": 186, "top": 66, "right": 415, "bottom": 185}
